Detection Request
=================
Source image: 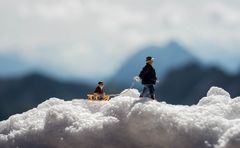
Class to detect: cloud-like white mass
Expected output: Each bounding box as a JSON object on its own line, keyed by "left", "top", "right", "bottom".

{"left": 0, "top": 0, "right": 239, "bottom": 78}
{"left": 0, "top": 87, "right": 240, "bottom": 148}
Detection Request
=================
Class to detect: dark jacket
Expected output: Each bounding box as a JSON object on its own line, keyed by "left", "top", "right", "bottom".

{"left": 139, "top": 63, "right": 157, "bottom": 85}
{"left": 94, "top": 86, "right": 104, "bottom": 94}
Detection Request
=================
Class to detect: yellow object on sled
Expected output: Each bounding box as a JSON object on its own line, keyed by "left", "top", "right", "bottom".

{"left": 87, "top": 94, "right": 110, "bottom": 101}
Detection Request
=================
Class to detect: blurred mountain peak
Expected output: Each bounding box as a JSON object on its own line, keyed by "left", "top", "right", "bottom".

{"left": 166, "top": 40, "right": 182, "bottom": 49}
{"left": 108, "top": 41, "right": 198, "bottom": 88}
{"left": 21, "top": 72, "right": 54, "bottom": 83}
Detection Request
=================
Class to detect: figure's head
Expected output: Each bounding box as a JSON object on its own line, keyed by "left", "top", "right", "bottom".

{"left": 146, "top": 56, "right": 154, "bottom": 65}
{"left": 98, "top": 81, "right": 104, "bottom": 88}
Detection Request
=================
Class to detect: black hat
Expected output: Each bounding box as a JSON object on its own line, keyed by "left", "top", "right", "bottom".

{"left": 146, "top": 56, "right": 154, "bottom": 61}
{"left": 98, "top": 81, "right": 104, "bottom": 85}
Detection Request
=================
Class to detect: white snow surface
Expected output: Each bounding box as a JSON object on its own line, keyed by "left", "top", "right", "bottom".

{"left": 1, "top": 87, "right": 240, "bottom": 148}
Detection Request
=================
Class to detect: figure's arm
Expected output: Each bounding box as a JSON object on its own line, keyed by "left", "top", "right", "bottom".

{"left": 94, "top": 87, "right": 100, "bottom": 94}
{"left": 153, "top": 69, "right": 157, "bottom": 83}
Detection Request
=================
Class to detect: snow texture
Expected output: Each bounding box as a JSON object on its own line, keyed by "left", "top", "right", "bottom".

{"left": 0, "top": 87, "right": 240, "bottom": 148}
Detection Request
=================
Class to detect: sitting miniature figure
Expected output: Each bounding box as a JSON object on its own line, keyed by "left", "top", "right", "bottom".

{"left": 94, "top": 81, "right": 105, "bottom": 96}
{"left": 87, "top": 81, "right": 109, "bottom": 101}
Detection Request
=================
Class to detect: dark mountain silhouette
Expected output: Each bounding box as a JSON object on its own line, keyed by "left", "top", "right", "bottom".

{"left": 0, "top": 73, "right": 93, "bottom": 120}
{"left": 109, "top": 41, "right": 198, "bottom": 88}
{"left": 156, "top": 63, "right": 240, "bottom": 104}
{"left": 107, "top": 41, "right": 198, "bottom": 93}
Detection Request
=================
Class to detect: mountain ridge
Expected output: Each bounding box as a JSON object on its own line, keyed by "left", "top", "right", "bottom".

{"left": 0, "top": 73, "right": 93, "bottom": 120}
{"left": 109, "top": 41, "right": 198, "bottom": 87}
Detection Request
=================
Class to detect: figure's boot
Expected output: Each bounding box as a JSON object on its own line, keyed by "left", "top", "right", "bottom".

{"left": 150, "top": 95, "right": 155, "bottom": 100}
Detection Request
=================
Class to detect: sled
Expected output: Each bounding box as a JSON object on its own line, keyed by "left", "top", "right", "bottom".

{"left": 87, "top": 94, "right": 110, "bottom": 101}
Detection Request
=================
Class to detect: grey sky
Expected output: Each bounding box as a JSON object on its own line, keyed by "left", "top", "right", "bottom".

{"left": 0, "top": 0, "right": 240, "bottom": 79}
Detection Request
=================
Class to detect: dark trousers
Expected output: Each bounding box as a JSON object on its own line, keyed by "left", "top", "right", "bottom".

{"left": 140, "top": 84, "right": 155, "bottom": 99}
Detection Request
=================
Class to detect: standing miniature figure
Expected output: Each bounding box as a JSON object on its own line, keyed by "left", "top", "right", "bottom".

{"left": 138, "top": 56, "right": 157, "bottom": 100}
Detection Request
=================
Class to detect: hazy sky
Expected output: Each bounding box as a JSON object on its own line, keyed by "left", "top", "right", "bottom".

{"left": 0, "top": 0, "right": 240, "bottom": 80}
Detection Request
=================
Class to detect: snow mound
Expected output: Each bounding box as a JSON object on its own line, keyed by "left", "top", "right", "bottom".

{"left": 1, "top": 87, "right": 240, "bottom": 148}
{"left": 207, "top": 87, "right": 231, "bottom": 97}
{"left": 119, "top": 88, "right": 140, "bottom": 98}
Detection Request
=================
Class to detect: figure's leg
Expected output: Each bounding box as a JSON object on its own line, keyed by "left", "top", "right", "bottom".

{"left": 149, "top": 85, "right": 155, "bottom": 100}
{"left": 140, "top": 85, "right": 147, "bottom": 97}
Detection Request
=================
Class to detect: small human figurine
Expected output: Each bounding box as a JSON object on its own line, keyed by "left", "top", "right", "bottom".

{"left": 94, "top": 81, "right": 105, "bottom": 99}
{"left": 87, "top": 81, "right": 109, "bottom": 101}
{"left": 138, "top": 56, "right": 157, "bottom": 100}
